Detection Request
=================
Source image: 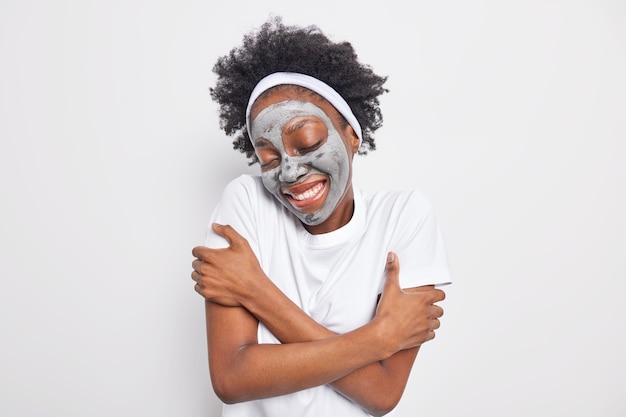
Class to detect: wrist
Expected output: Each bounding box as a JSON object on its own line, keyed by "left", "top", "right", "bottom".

{"left": 367, "top": 316, "right": 399, "bottom": 360}
{"left": 239, "top": 271, "right": 272, "bottom": 314}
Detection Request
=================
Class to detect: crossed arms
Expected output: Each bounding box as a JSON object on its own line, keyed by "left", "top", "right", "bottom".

{"left": 191, "top": 223, "right": 445, "bottom": 416}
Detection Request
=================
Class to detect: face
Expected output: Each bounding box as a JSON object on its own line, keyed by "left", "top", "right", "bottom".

{"left": 250, "top": 94, "right": 356, "bottom": 227}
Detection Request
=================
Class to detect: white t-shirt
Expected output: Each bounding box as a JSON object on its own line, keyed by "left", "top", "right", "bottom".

{"left": 204, "top": 174, "right": 452, "bottom": 417}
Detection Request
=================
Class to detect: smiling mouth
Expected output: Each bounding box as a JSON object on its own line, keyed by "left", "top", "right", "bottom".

{"left": 282, "top": 179, "right": 327, "bottom": 210}
{"left": 290, "top": 182, "right": 324, "bottom": 200}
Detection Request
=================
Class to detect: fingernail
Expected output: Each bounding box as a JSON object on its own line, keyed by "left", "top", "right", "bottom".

{"left": 387, "top": 252, "right": 395, "bottom": 263}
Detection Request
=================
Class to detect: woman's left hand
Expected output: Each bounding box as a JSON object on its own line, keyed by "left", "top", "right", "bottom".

{"left": 191, "top": 223, "right": 266, "bottom": 307}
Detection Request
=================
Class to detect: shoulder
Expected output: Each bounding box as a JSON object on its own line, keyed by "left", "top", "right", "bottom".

{"left": 215, "top": 174, "right": 285, "bottom": 227}
{"left": 361, "top": 187, "right": 435, "bottom": 222}
{"left": 207, "top": 175, "right": 270, "bottom": 249}
{"left": 358, "top": 187, "right": 441, "bottom": 248}
{"left": 218, "top": 174, "right": 268, "bottom": 206}
{"left": 222, "top": 174, "right": 264, "bottom": 194}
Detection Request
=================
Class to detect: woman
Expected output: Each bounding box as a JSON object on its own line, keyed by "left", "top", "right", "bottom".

{"left": 191, "top": 17, "right": 452, "bottom": 417}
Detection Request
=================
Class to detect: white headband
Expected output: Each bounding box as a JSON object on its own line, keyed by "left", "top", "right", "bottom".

{"left": 245, "top": 72, "right": 363, "bottom": 147}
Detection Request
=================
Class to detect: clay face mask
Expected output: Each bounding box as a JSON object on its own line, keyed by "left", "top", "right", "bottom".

{"left": 250, "top": 100, "right": 350, "bottom": 226}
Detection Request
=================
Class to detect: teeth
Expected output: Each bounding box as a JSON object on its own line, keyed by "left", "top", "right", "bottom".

{"left": 291, "top": 182, "right": 324, "bottom": 201}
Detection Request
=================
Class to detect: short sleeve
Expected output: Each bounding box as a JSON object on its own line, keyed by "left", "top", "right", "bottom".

{"left": 393, "top": 191, "right": 452, "bottom": 288}
{"left": 203, "top": 175, "right": 261, "bottom": 258}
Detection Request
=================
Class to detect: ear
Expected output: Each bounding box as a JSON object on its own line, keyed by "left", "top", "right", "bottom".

{"left": 345, "top": 125, "right": 361, "bottom": 155}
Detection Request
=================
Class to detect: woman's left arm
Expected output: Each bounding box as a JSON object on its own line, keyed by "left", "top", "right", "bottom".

{"left": 192, "top": 224, "right": 443, "bottom": 416}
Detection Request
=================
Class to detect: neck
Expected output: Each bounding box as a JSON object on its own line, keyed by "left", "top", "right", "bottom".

{"left": 303, "top": 187, "right": 355, "bottom": 235}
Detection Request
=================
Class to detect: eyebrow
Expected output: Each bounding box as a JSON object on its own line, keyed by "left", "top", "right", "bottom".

{"left": 283, "top": 117, "right": 318, "bottom": 135}
{"left": 254, "top": 138, "right": 274, "bottom": 148}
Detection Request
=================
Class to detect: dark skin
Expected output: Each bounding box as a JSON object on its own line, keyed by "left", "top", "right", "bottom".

{"left": 250, "top": 88, "right": 358, "bottom": 235}
{"left": 191, "top": 88, "right": 446, "bottom": 416}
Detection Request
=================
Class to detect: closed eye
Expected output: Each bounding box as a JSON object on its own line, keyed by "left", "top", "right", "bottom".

{"left": 298, "top": 140, "right": 323, "bottom": 155}
{"left": 260, "top": 158, "right": 279, "bottom": 170}
{"left": 255, "top": 138, "right": 280, "bottom": 170}
{"left": 283, "top": 117, "right": 328, "bottom": 156}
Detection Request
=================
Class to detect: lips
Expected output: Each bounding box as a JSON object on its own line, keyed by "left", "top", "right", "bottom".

{"left": 281, "top": 178, "right": 328, "bottom": 211}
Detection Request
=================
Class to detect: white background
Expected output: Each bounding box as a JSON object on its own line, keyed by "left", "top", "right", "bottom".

{"left": 1, "top": 0, "right": 624, "bottom": 416}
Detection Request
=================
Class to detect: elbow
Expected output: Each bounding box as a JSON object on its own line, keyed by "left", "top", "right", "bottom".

{"left": 209, "top": 346, "right": 255, "bottom": 404}
{"left": 362, "top": 393, "right": 401, "bottom": 417}
{"left": 367, "top": 404, "right": 398, "bottom": 417}
{"left": 210, "top": 364, "right": 251, "bottom": 404}
{"left": 211, "top": 375, "right": 245, "bottom": 405}
{"left": 213, "top": 390, "right": 239, "bottom": 405}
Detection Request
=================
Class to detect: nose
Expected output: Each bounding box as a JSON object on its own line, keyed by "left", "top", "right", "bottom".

{"left": 278, "top": 156, "right": 309, "bottom": 183}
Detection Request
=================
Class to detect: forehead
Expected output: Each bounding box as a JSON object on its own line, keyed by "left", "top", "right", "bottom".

{"left": 249, "top": 85, "right": 339, "bottom": 123}
{"left": 252, "top": 101, "right": 331, "bottom": 137}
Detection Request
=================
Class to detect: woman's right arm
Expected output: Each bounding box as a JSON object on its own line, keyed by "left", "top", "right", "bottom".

{"left": 204, "top": 272, "right": 431, "bottom": 405}
{"left": 197, "top": 237, "right": 444, "bottom": 414}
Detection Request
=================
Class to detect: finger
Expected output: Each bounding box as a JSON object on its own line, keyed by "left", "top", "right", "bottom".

{"left": 212, "top": 223, "right": 242, "bottom": 247}
{"left": 384, "top": 252, "right": 401, "bottom": 288}
{"left": 192, "top": 246, "right": 210, "bottom": 260}
{"left": 404, "top": 285, "right": 434, "bottom": 293}
{"left": 191, "top": 270, "right": 200, "bottom": 283}
{"left": 191, "top": 259, "right": 203, "bottom": 273}
{"left": 194, "top": 282, "right": 201, "bottom": 294}
{"left": 430, "top": 288, "right": 446, "bottom": 303}
{"left": 430, "top": 305, "right": 444, "bottom": 319}
{"left": 427, "top": 329, "right": 436, "bottom": 342}
{"left": 430, "top": 318, "right": 441, "bottom": 330}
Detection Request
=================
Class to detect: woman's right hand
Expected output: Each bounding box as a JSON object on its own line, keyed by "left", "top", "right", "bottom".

{"left": 191, "top": 223, "right": 268, "bottom": 307}
{"left": 373, "top": 252, "right": 446, "bottom": 356}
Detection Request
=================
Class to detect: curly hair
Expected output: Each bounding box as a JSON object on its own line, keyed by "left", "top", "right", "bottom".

{"left": 210, "top": 16, "right": 388, "bottom": 164}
